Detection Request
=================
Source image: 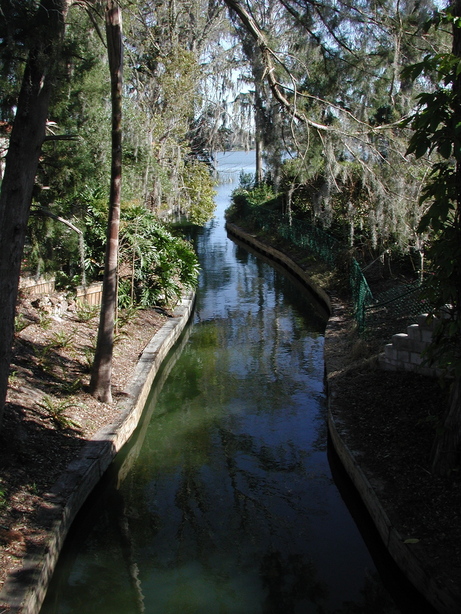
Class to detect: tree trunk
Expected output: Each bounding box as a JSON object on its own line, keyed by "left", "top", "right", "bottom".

{"left": 255, "top": 137, "right": 263, "bottom": 185}
{"left": 89, "top": 1, "right": 123, "bottom": 403}
{"left": 0, "top": 0, "right": 70, "bottom": 428}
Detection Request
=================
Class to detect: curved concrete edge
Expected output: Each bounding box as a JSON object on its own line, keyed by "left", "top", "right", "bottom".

{"left": 226, "top": 222, "right": 332, "bottom": 313}
{"left": 327, "top": 410, "right": 460, "bottom": 614}
{"left": 227, "top": 222, "right": 459, "bottom": 614}
{"left": 0, "top": 291, "right": 196, "bottom": 614}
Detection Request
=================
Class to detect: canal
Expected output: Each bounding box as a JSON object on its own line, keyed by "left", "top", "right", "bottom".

{"left": 41, "top": 151, "right": 416, "bottom": 613}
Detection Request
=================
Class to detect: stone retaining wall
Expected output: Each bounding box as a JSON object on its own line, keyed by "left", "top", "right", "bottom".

{"left": 379, "top": 313, "right": 440, "bottom": 377}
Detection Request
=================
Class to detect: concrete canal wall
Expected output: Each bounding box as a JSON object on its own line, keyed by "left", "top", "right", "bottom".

{"left": 225, "top": 223, "right": 459, "bottom": 614}
{"left": 3, "top": 224, "right": 457, "bottom": 613}
{"left": 0, "top": 292, "right": 195, "bottom": 614}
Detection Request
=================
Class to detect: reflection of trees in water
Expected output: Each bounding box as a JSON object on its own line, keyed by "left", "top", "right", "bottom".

{"left": 260, "top": 550, "right": 327, "bottom": 614}
{"left": 336, "top": 571, "right": 402, "bottom": 614}
{"left": 82, "top": 238, "right": 333, "bottom": 610}
{"left": 149, "top": 423, "right": 332, "bottom": 612}
{"left": 118, "top": 505, "right": 146, "bottom": 614}
{"left": 95, "top": 475, "right": 341, "bottom": 614}
{"left": 174, "top": 466, "right": 216, "bottom": 564}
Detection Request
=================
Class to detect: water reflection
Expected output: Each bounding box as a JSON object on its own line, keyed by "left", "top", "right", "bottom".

{"left": 41, "top": 152, "right": 405, "bottom": 614}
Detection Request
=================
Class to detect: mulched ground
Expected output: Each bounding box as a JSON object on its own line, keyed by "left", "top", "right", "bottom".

{"left": 325, "top": 298, "right": 461, "bottom": 608}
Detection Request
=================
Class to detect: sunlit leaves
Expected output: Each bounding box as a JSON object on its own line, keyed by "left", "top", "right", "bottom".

{"left": 182, "top": 161, "right": 217, "bottom": 226}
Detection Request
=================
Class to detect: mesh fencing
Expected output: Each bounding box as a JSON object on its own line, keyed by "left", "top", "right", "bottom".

{"left": 238, "top": 202, "right": 373, "bottom": 329}
{"left": 236, "top": 201, "right": 426, "bottom": 332}
{"left": 365, "top": 281, "right": 430, "bottom": 329}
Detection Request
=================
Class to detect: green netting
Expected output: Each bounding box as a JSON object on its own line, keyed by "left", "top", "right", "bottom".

{"left": 239, "top": 202, "right": 374, "bottom": 330}
{"left": 350, "top": 259, "right": 374, "bottom": 331}
{"left": 365, "top": 281, "right": 430, "bottom": 329}
{"left": 278, "top": 220, "right": 341, "bottom": 267}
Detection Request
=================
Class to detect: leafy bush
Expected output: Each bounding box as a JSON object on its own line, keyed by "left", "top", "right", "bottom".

{"left": 117, "top": 205, "right": 199, "bottom": 307}
{"left": 24, "top": 188, "right": 200, "bottom": 310}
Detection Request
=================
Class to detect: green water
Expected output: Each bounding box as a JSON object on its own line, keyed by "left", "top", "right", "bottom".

{"left": 41, "top": 152, "right": 420, "bottom": 614}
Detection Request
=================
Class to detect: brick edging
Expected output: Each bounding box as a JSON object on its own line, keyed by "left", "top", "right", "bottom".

{"left": 0, "top": 291, "right": 195, "bottom": 614}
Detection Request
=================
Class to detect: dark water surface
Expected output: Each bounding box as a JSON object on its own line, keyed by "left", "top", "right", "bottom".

{"left": 41, "top": 152, "right": 414, "bottom": 614}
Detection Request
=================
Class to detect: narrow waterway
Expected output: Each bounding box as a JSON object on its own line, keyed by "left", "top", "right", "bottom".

{"left": 42, "top": 151, "right": 413, "bottom": 614}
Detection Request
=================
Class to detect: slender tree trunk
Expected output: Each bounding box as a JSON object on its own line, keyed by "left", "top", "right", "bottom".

{"left": 287, "top": 182, "right": 295, "bottom": 226}
{"left": 255, "top": 137, "right": 263, "bottom": 185}
{"left": 89, "top": 1, "right": 123, "bottom": 403}
{"left": 0, "top": 0, "right": 70, "bottom": 427}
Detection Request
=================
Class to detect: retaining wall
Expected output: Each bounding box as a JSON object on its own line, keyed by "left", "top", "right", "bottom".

{"left": 75, "top": 283, "right": 103, "bottom": 306}
{"left": 19, "top": 276, "right": 56, "bottom": 295}
{"left": 379, "top": 313, "right": 440, "bottom": 377}
{"left": 0, "top": 292, "right": 195, "bottom": 614}
{"left": 20, "top": 277, "right": 103, "bottom": 307}
{"left": 227, "top": 223, "right": 458, "bottom": 613}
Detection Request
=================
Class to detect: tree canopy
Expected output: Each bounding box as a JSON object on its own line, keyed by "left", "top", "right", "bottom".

{"left": 1, "top": 0, "right": 460, "bottom": 465}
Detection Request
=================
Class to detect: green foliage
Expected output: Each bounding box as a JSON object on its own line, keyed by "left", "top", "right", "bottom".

{"left": 403, "top": 7, "right": 461, "bottom": 378}
{"left": 37, "top": 395, "right": 81, "bottom": 430}
{"left": 116, "top": 306, "right": 140, "bottom": 329}
{"left": 14, "top": 314, "right": 29, "bottom": 333}
{"left": 36, "top": 7, "right": 111, "bottom": 205}
{"left": 24, "top": 185, "right": 200, "bottom": 312}
{"left": 226, "top": 175, "right": 278, "bottom": 226}
{"left": 33, "top": 345, "right": 53, "bottom": 372}
{"left": 118, "top": 205, "right": 199, "bottom": 308}
{"left": 0, "top": 1, "right": 38, "bottom": 122}
{"left": 238, "top": 172, "right": 257, "bottom": 191}
{"left": 24, "top": 209, "right": 79, "bottom": 279}
{"left": 0, "top": 482, "right": 6, "bottom": 510}
{"left": 80, "top": 188, "right": 110, "bottom": 280}
{"left": 232, "top": 175, "right": 277, "bottom": 207}
{"left": 55, "top": 271, "right": 82, "bottom": 293}
{"left": 182, "top": 161, "right": 217, "bottom": 225}
{"left": 59, "top": 378, "right": 82, "bottom": 395}
{"left": 75, "top": 302, "right": 99, "bottom": 323}
{"left": 275, "top": 148, "right": 429, "bottom": 258}
{"left": 49, "top": 329, "right": 75, "bottom": 349}
{"left": 38, "top": 312, "right": 52, "bottom": 331}
{"left": 82, "top": 345, "right": 95, "bottom": 373}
